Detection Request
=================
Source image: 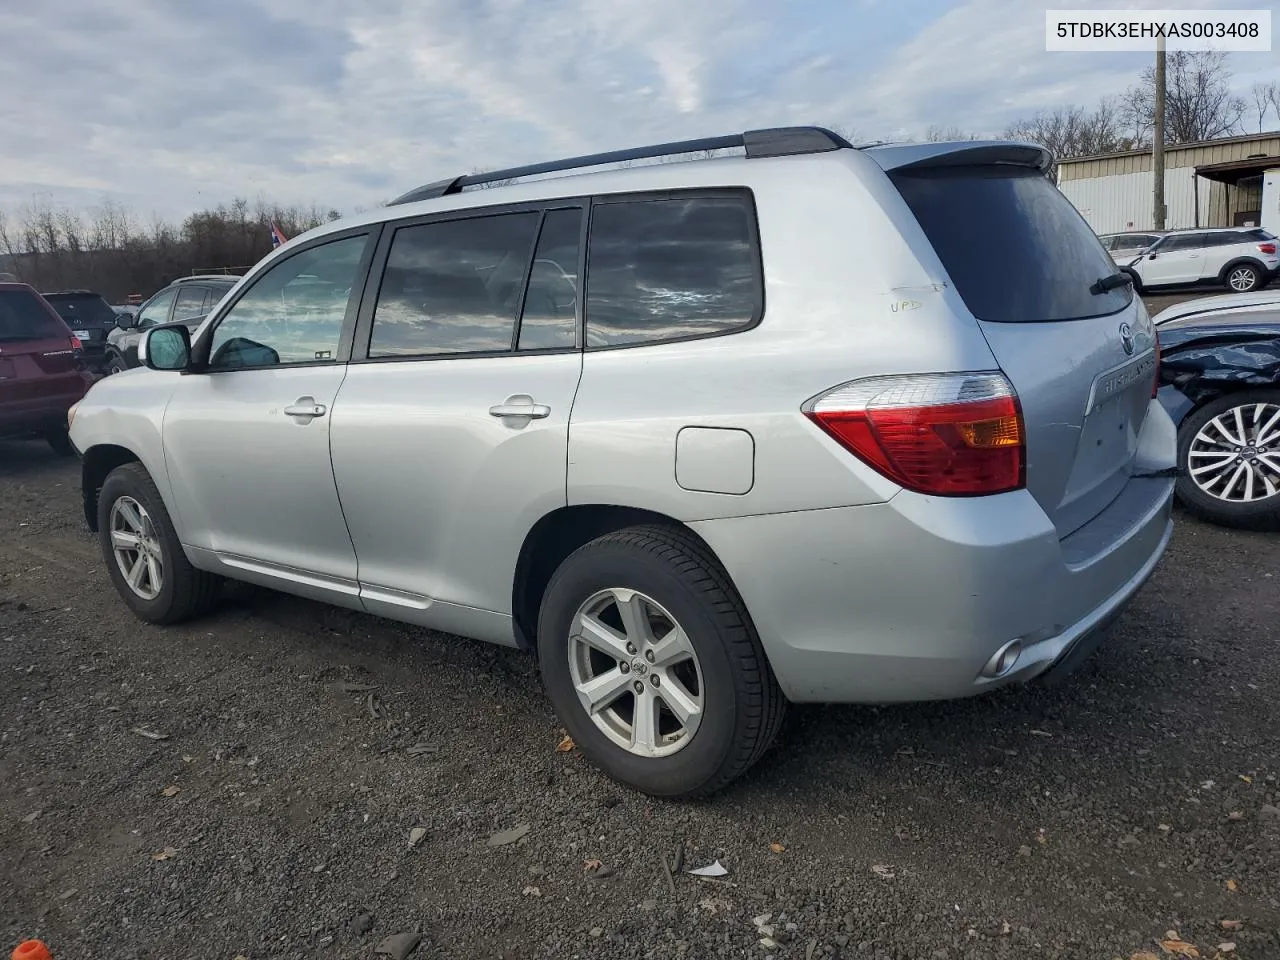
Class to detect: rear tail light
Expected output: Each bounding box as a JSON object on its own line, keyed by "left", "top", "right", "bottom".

{"left": 69, "top": 335, "right": 83, "bottom": 351}
{"left": 804, "top": 372, "right": 1025, "bottom": 496}
{"left": 1258, "top": 242, "right": 1277, "bottom": 255}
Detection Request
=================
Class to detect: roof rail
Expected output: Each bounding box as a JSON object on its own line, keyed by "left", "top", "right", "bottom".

{"left": 389, "top": 126, "right": 852, "bottom": 205}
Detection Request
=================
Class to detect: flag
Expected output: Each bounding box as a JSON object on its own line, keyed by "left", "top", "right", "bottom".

{"left": 270, "top": 221, "right": 289, "bottom": 249}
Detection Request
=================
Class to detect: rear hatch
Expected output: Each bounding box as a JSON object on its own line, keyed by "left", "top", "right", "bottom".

{"left": 885, "top": 152, "right": 1157, "bottom": 538}
{"left": 0, "top": 287, "right": 86, "bottom": 414}
{"left": 42, "top": 292, "right": 117, "bottom": 347}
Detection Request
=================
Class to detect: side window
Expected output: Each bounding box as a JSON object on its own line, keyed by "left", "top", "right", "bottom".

{"left": 368, "top": 212, "right": 540, "bottom": 357}
{"left": 208, "top": 235, "right": 368, "bottom": 370}
{"left": 518, "top": 208, "right": 582, "bottom": 350}
{"left": 1163, "top": 235, "right": 1202, "bottom": 252}
{"left": 204, "top": 284, "right": 233, "bottom": 316}
{"left": 173, "top": 286, "right": 207, "bottom": 322}
{"left": 136, "top": 288, "right": 176, "bottom": 328}
{"left": 585, "top": 194, "right": 761, "bottom": 348}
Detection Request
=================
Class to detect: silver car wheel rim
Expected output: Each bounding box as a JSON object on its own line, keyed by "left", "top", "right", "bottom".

{"left": 1188, "top": 402, "right": 1280, "bottom": 503}
{"left": 568, "top": 588, "right": 704, "bottom": 758}
{"left": 1228, "top": 267, "right": 1256, "bottom": 291}
{"left": 109, "top": 496, "right": 164, "bottom": 600}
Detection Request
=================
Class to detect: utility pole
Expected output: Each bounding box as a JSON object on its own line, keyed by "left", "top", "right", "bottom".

{"left": 1152, "top": 37, "right": 1167, "bottom": 230}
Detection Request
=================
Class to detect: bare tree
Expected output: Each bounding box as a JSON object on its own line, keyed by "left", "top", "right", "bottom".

{"left": 1121, "top": 51, "right": 1245, "bottom": 145}
{"left": 924, "top": 125, "right": 981, "bottom": 142}
{"left": 1003, "top": 100, "right": 1137, "bottom": 179}
{"left": 1251, "top": 82, "right": 1279, "bottom": 133}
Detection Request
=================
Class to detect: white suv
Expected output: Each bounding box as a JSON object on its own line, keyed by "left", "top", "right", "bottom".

{"left": 68, "top": 128, "right": 1175, "bottom": 796}
{"left": 1121, "top": 227, "right": 1278, "bottom": 293}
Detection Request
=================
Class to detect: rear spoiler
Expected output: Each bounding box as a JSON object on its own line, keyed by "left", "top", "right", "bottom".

{"left": 862, "top": 141, "right": 1053, "bottom": 175}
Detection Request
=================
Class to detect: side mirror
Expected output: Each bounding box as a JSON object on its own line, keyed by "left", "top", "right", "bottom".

{"left": 116, "top": 312, "right": 136, "bottom": 329}
{"left": 139, "top": 323, "right": 192, "bottom": 371}
{"left": 1148, "top": 252, "right": 1158, "bottom": 260}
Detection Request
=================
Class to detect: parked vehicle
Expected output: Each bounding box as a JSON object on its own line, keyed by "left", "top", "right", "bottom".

{"left": 104, "top": 276, "right": 237, "bottom": 373}
{"left": 69, "top": 128, "right": 1176, "bottom": 796}
{"left": 1156, "top": 306, "right": 1280, "bottom": 529}
{"left": 0, "top": 283, "right": 91, "bottom": 454}
{"left": 42, "top": 290, "right": 118, "bottom": 373}
{"left": 1151, "top": 289, "right": 1280, "bottom": 326}
{"left": 1099, "top": 231, "right": 1163, "bottom": 262}
{"left": 1121, "top": 227, "right": 1278, "bottom": 294}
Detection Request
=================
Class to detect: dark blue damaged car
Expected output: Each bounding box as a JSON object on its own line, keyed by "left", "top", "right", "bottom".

{"left": 1155, "top": 302, "right": 1280, "bottom": 529}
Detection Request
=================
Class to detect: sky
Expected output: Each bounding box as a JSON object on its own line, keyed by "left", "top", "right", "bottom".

{"left": 0, "top": 0, "right": 1276, "bottom": 224}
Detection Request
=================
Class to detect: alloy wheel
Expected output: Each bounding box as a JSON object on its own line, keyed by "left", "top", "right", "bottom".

{"left": 1188, "top": 401, "right": 1280, "bottom": 503}
{"left": 1227, "top": 266, "right": 1258, "bottom": 292}
{"left": 567, "top": 587, "right": 704, "bottom": 758}
{"left": 109, "top": 496, "right": 164, "bottom": 599}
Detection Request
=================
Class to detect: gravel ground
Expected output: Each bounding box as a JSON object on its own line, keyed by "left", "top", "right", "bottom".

{"left": 3, "top": 301, "right": 1279, "bottom": 959}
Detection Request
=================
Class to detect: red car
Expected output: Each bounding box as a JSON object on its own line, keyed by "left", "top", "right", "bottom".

{"left": 0, "top": 282, "right": 92, "bottom": 455}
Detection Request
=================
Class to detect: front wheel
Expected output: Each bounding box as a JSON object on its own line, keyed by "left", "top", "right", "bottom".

{"left": 1176, "top": 390, "right": 1280, "bottom": 530}
{"left": 537, "top": 525, "right": 785, "bottom": 798}
{"left": 97, "top": 463, "right": 221, "bottom": 623}
{"left": 1224, "top": 263, "right": 1262, "bottom": 293}
{"left": 104, "top": 352, "right": 128, "bottom": 376}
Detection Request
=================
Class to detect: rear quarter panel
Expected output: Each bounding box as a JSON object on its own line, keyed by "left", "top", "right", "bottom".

{"left": 567, "top": 152, "right": 1001, "bottom": 520}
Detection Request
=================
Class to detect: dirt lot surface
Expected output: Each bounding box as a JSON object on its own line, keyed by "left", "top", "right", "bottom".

{"left": 3, "top": 295, "right": 1279, "bottom": 960}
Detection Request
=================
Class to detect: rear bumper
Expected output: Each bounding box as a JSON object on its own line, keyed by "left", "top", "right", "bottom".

{"left": 692, "top": 474, "right": 1174, "bottom": 705}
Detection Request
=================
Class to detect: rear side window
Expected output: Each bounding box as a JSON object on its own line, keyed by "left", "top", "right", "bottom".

{"left": 518, "top": 209, "right": 582, "bottom": 351}
{"left": 370, "top": 212, "right": 541, "bottom": 357}
{"left": 173, "top": 286, "right": 207, "bottom": 321}
{"left": 585, "top": 194, "right": 761, "bottom": 347}
{"left": 890, "top": 166, "right": 1132, "bottom": 323}
{"left": 0, "top": 290, "right": 62, "bottom": 341}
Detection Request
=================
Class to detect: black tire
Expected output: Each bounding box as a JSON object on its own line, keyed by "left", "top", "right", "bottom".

{"left": 1175, "top": 389, "right": 1280, "bottom": 531}
{"left": 1222, "top": 262, "right": 1262, "bottom": 293}
{"left": 97, "top": 463, "right": 221, "bottom": 623}
{"left": 537, "top": 524, "right": 785, "bottom": 798}
{"left": 104, "top": 352, "right": 128, "bottom": 376}
{"left": 45, "top": 427, "right": 74, "bottom": 456}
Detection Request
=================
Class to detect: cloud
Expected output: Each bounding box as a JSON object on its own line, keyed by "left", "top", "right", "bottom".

{"left": 0, "top": 0, "right": 1272, "bottom": 223}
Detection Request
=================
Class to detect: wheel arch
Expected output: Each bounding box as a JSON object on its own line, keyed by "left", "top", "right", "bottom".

{"left": 1217, "top": 257, "right": 1266, "bottom": 286}
{"left": 512, "top": 504, "right": 725, "bottom": 654}
{"left": 81, "top": 443, "right": 142, "bottom": 531}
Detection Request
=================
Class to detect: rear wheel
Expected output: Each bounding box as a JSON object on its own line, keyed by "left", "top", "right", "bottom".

{"left": 1224, "top": 263, "right": 1262, "bottom": 293}
{"left": 45, "top": 427, "right": 74, "bottom": 456}
{"left": 537, "top": 525, "right": 784, "bottom": 798}
{"left": 98, "top": 463, "right": 221, "bottom": 623}
{"left": 1176, "top": 390, "right": 1280, "bottom": 529}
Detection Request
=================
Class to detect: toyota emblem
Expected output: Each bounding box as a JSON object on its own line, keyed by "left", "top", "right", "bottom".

{"left": 1118, "top": 322, "right": 1135, "bottom": 356}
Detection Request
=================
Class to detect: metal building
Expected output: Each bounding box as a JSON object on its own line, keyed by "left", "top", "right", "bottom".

{"left": 1058, "top": 130, "right": 1280, "bottom": 234}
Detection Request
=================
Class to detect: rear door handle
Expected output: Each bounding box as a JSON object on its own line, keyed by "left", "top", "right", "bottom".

{"left": 283, "top": 397, "right": 327, "bottom": 420}
{"left": 489, "top": 394, "right": 551, "bottom": 419}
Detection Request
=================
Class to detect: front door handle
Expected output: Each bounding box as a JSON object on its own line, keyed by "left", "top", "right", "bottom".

{"left": 283, "top": 397, "right": 327, "bottom": 420}
{"left": 489, "top": 394, "right": 551, "bottom": 420}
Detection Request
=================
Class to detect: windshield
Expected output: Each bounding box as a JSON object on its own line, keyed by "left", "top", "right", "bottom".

{"left": 0, "top": 290, "right": 64, "bottom": 341}
{"left": 889, "top": 165, "right": 1133, "bottom": 323}
{"left": 43, "top": 293, "right": 117, "bottom": 328}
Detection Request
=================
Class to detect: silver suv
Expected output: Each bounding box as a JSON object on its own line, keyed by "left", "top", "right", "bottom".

{"left": 68, "top": 128, "right": 1176, "bottom": 796}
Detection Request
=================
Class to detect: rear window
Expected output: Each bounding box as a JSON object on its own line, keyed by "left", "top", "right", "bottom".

{"left": 890, "top": 166, "right": 1132, "bottom": 323}
{"left": 42, "top": 293, "right": 117, "bottom": 328}
{"left": 0, "top": 290, "right": 63, "bottom": 341}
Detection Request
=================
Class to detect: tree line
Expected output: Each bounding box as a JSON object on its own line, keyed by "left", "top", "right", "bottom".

{"left": 2, "top": 52, "right": 1274, "bottom": 300}
{"left": 0, "top": 197, "right": 343, "bottom": 303}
